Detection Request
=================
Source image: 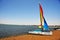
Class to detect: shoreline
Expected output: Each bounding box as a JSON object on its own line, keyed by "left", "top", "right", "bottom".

{"left": 0, "top": 30, "right": 60, "bottom": 40}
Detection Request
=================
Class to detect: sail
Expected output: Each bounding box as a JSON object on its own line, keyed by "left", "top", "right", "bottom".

{"left": 39, "top": 4, "right": 49, "bottom": 31}
{"left": 38, "top": 4, "right": 44, "bottom": 29}
{"left": 43, "top": 17, "right": 49, "bottom": 30}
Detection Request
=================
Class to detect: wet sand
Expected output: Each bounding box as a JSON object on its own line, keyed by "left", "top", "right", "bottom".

{"left": 0, "top": 30, "right": 60, "bottom": 40}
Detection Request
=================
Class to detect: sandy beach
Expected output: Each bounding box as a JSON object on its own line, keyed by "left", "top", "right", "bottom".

{"left": 0, "top": 30, "right": 60, "bottom": 40}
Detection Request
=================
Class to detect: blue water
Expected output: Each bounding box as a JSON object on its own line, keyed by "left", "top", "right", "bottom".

{"left": 0, "top": 24, "right": 38, "bottom": 38}
{"left": 0, "top": 24, "right": 57, "bottom": 38}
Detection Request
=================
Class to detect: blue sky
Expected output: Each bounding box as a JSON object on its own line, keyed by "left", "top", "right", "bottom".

{"left": 0, "top": 0, "right": 60, "bottom": 25}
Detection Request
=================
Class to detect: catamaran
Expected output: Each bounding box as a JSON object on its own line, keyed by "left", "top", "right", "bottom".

{"left": 28, "top": 4, "right": 52, "bottom": 35}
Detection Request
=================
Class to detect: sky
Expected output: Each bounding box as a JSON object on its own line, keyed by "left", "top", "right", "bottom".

{"left": 0, "top": 0, "right": 60, "bottom": 25}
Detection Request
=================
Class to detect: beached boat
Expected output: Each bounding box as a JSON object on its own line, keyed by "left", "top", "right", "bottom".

{"left": 28, "top": 4, "right": 52, "bottom": 35}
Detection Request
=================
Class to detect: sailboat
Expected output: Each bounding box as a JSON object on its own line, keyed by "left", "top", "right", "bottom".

{"left": 28, "top": 4, "right": 52, "bottom": 35}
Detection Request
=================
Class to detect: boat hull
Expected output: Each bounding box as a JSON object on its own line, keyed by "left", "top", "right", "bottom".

{"left": 28, "top": 31, "right": 52, "bottom": 35}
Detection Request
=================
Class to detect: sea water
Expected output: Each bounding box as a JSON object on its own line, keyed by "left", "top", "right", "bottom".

{"left": 0, "top": 24, "right": 59, "bottom": 38}
{"left": 0, "top": 24, "right": 38, "bottom": 38}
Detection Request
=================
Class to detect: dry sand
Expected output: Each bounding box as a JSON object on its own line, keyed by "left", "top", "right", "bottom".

{"left": 0, "top": 30, "right": 60, "bottom": 40}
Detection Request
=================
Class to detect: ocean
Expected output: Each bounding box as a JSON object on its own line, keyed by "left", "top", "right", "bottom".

{"left": 0, "top": 24, "right": 59, "bottom": 38}
{"left": 0, "top": 24, "right": 38, "bottom": 38}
